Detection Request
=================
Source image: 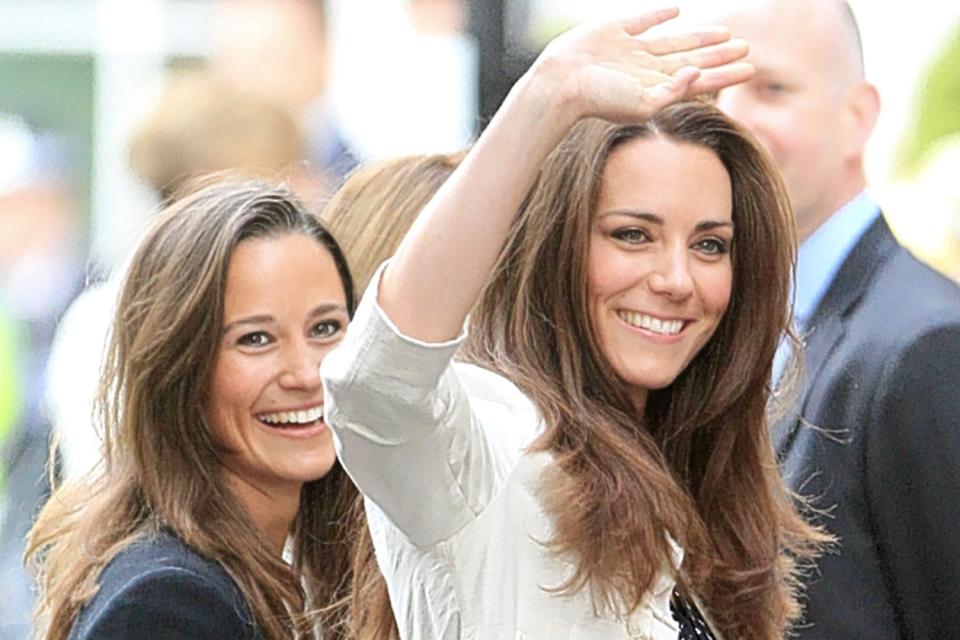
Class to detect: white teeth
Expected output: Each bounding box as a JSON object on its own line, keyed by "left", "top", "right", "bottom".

{"left": 258, "top": 405, "right": 324, "bottom": 426}
{"left": 617, "top": 311, "right": 684, "bottom": 336}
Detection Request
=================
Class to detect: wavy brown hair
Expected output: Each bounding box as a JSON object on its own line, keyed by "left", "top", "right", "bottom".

{"left": 458, "top": 102, "right": 828, "bottom": 639}
{"left": 323, "top": 150, "right": 466, "bottom": 293}
{"left": 26, "top": 179, "right": 359, "bottom": 640}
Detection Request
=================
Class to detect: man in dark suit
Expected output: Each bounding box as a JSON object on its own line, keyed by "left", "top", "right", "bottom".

{"left": 714, "top": 0, "right": 960, "bottom": 637}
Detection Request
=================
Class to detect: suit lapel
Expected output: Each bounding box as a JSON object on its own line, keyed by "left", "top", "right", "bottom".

{"left": 772, "top": 314, "right": 843, "bottom": 455}
{"left": 774, "top": 216, "right": 898, "bottom": 460}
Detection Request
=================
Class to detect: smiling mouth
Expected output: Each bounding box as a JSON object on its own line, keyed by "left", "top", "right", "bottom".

{"left": 256, "top": 404, "right": 324, "bottom": 430}
{"left": 616, "top": 310, "right": 686, "bottom": 336}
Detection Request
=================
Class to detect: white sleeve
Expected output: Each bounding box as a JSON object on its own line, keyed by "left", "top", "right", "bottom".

{"left": 321, "top": 264, "right": 532, "bottom": 547}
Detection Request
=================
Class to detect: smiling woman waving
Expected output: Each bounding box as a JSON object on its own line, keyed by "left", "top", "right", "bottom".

{"left": 323, "top": 8, "right": 827, "bottom": 640}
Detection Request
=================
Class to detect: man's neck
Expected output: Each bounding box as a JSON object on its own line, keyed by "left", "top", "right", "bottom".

{"left": 797, "top": 174, "right": 867, "bottom": 243}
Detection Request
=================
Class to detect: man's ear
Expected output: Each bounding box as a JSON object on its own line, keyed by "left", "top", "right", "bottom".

{"left": 841, "top": 81, "right": 880, "bottom": 161}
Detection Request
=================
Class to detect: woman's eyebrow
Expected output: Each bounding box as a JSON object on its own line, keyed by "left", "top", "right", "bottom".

{"left": 696, "top": 220, "right": 734, "bottom": 232}
{"left": 597, "top": 210, "right": 734, "bottom": 232}
{"left": 223, "top": 302, "right": 349, "bottom": 333}
{"left": 222, "top": 314, "right": 274, "bottom": 335}
{"left": 307, "top": 302, "right": 349, "bottom": 318}
{"left": 596, "top": 209, "right": 662, "bottom": 224}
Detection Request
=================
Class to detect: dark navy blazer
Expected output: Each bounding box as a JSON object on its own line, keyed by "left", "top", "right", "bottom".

{"left": 68, "top": 529, "right": 263, "bottom": 640}
{"left": 777, "top": 217, "right": 960, "bottom": 639}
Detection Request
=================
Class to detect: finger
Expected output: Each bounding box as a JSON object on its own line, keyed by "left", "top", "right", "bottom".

{"left": 671, "top": 65, "right": 702, "bottom": 89}
{"left": 615, "top": 6, "right": 680, "bottom": 36}
{"left": 596, "top": 60, "right": 675, "bottom": 85}
{"left": 644, "top": 66, "right": 701, "bottom": 108}
{"left": 685, "top": 62, "right": 755, "bottom": 96}
{"left": 639, "top": 26, "right": 732, "bottom": 55}
{"left": 659, "top": 39, "right": 750, "bottom": 73}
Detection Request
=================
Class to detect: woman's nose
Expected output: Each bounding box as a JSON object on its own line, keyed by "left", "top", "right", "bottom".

{"left": 278, "top": 342, "right": 323, "bottom": 390}
{"left": 647, "top": 248, "right": 694, "bottom": 300}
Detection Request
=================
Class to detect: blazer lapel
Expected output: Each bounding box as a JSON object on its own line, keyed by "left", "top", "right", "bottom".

{"left": 774, "top": 216, "right": 897, "bottom": 460}
{"left": 772, "top": 314, "right": 843, "bottom": 455}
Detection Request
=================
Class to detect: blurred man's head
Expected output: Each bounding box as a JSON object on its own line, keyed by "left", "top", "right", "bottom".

{"left": 713, "top": 0, "right": 880, "bottom": 239}
{"left": 210, "top": 0, "right": 330, "bottom": 115}
{"left": 127, "top": 71, "right": 306, "bottom": 202}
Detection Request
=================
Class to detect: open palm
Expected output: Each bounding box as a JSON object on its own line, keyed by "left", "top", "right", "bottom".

{"left": 536, "top": 8, "right": 753, "bottom": 124}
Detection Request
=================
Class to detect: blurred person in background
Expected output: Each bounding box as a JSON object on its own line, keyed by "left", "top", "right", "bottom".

{"left": 211, "top": 0, "right": 359, "bottom": 195}
{"left": 47, "top": 70, "right": 308, "bottom": 482}
{"left": 0, "top": 113, "right": 84, "bottom": 640}
{"left": 322, "top": 150, "right": 465, "bottom": 292}
{"left": 127, "top": 71, "right": 311, "bottom": 204}
{"left": 713, "top": 0, "right": 960, "bottom": 636}
{"left": 28, "top": 180, "right": 360, "bottom": 639}
{"left": 0, "top": 301, "right": 27, "bottom": 640}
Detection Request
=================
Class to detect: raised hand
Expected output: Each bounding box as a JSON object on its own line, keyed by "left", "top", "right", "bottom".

{"left": 379, "top": 7, "right": 753, "bottom": 344}
{"left": 530, "top": 7, "right": 753, "bottom": 125}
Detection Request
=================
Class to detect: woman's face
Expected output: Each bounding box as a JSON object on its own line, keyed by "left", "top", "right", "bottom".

{"left": 205, "top": 232, "right": 349, "bottom": 500}
{"left": 588, "top": 136, "right": 734, "bottom": 410}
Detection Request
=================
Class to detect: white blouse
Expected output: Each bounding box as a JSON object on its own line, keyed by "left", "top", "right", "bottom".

{"left": 321, "top": 269, "right": 684, "bottom": 640}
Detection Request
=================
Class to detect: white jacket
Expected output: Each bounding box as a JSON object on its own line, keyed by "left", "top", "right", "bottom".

{"left": 322, "top": 267, "right": 685, "bottom": 640}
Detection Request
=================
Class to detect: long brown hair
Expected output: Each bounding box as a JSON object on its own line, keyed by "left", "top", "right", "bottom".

{"left": 27, "top": 179, "right": 359, "bottom": 640}
{"left": 323, "top": 151, "right": 466, "bottom": 293}
{"left": 459, "top": 102, "right": 827, "bottom": 639}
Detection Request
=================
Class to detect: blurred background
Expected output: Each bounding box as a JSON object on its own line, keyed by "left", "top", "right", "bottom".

{"left": 0, "top": 0, "right": 958, "bottom": 636}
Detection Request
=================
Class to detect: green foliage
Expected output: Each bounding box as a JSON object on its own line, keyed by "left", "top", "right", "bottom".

{"left": 897, "top": 21, "right": 960, "bottom": 177}
{"left": 0, "top": 305, "right": 23, "bottom": 490}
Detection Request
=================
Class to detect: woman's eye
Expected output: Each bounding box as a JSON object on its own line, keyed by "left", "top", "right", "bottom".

{"left": 311, "top": 320, "right": 343, "bottom": 339}
{"left": 611, "top": 228, "right": 649, "bottom": 244}
{"left": 237, "top": 331, "right": 273, "bottom": 347}
{"left": 695, "top": 237, "right": 729, "bottom": 255}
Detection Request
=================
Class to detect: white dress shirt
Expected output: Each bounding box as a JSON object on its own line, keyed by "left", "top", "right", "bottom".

{"left": 322, "top": 267, "right": 685, "bottom": 640}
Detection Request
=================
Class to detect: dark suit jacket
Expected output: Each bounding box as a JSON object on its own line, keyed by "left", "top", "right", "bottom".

{"left": 776, "top": 217, "right": 960, "bottom": 639}
{"left": 68, "top": 530, "right": 263, "bottom": 640}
